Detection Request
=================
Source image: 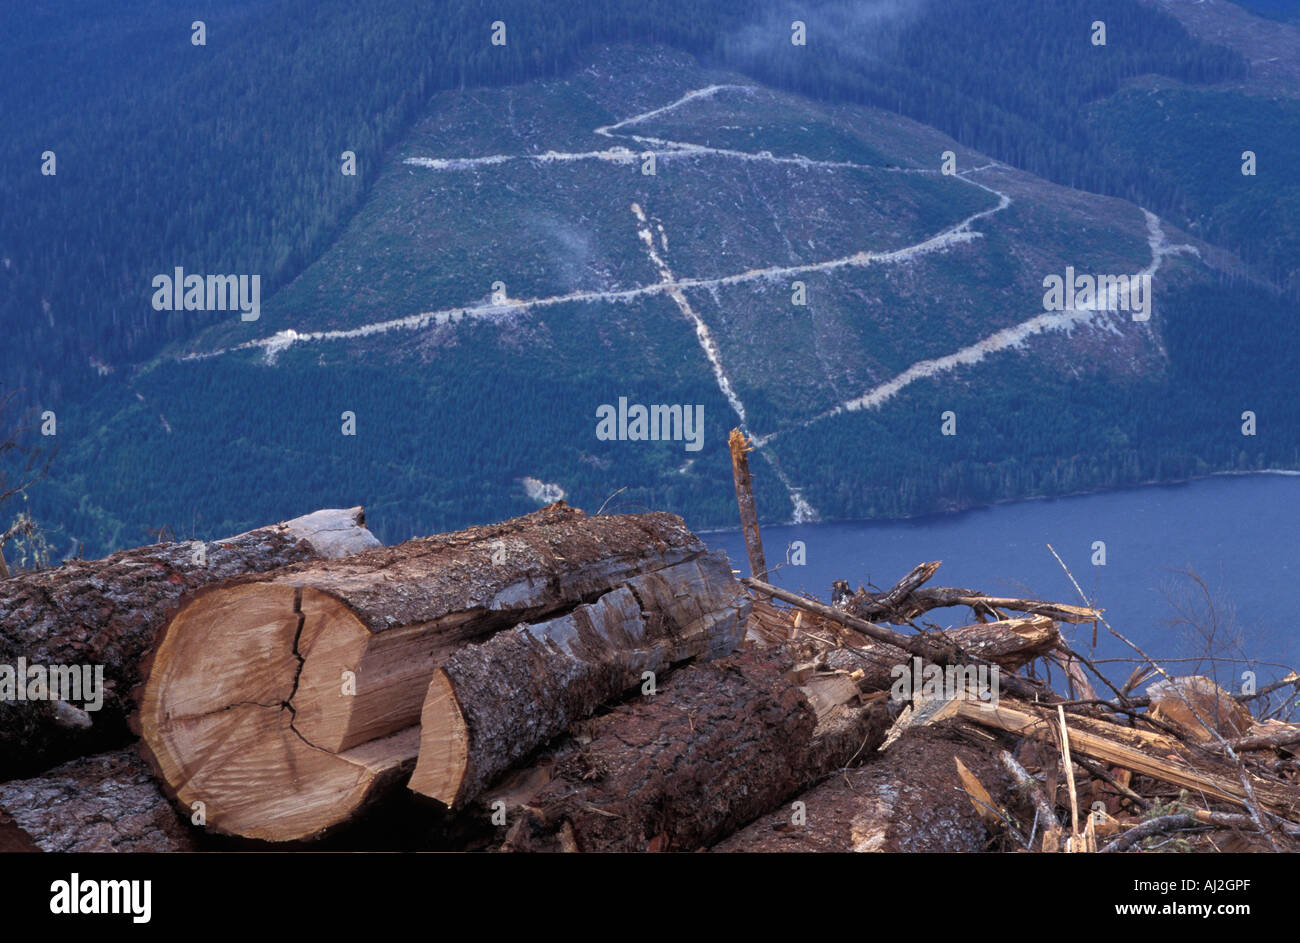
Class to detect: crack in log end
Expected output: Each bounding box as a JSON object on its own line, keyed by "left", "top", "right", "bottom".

{"left": 284, "top": 586, "right": 310, "bottom": 735}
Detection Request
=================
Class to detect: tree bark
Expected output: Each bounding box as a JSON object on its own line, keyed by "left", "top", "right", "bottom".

{"left": 0, "top": 507, "right": 379, "bottom": 777}
{"left": 409, "top": 552, "right": 749, "bottom": 807}
{"left": 500, "top": 649, "right": 891, "bottom": 852}
{"left": 712, "top": 726, "right": 1012, "bottom": 852}
{"left": 135, "top": 505, "right": 714, "bottom": 843}
{"left": 0, "top": 747, "right": 196, "bottom": 852}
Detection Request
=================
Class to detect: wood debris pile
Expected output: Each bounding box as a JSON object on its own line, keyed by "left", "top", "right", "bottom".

{"left": 0, "top": 443, "right": 1296, "bottom": 852}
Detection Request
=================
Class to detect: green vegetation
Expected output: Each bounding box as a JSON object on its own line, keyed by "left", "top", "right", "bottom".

{"left": 3, "top": 0, "right": 1296, "bottom": 556}
{"left": 1089, "top": 88, "right": 1300, "bottom": 290}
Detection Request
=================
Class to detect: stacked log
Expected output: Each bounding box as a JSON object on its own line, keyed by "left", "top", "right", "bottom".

{"left": 10, "top": 495, "right": 1295, "bottom": 855}
{"left": 0, "top": 748, "right": 195, "bottom": 853}
{"left": 0, "top": 507, "right": 380, "bottom": 777}
{"left": 712, "top": 725, "right": 1013, "bottom": 853}
{"left": 409, "top": 552, "right": 748, "bottom": 808}
{"left": 134, "top": 504, "right": 750, "bottom": 842}
{"left": 498, "top": 649, "right": 891, "bottom": 852}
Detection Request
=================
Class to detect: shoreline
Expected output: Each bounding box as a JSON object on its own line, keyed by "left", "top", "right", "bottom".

{"left": 696, "top": 467, "right": 1300, "bottom": 536}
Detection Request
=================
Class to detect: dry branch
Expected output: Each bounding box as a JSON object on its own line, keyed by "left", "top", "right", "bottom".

{"left": 956, "top": 700, "right": 1300, "bottom": 819}
{"left": 743, "top": 577, "right": 1052, "bottom": 700}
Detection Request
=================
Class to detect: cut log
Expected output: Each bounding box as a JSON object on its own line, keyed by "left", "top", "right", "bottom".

{"left": 712, "top": 726, "right": 1011, "bottom": 852}
{"left": 0, "top": 748, "right": 196, "bottom": 852}
{"left": 500, "top": 649, "right": 891, "bottom": 852}
{"left": 409, "top": 551, "right": 749, "bottom": 807}
{"left": 135, "top": 505, "right": 714, "bottom": 842}
{"left": 0, "top": 507, "right": 379, "bottom": 777}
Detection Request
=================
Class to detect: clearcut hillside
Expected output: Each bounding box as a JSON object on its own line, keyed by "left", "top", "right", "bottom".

{"left": 28, "top": 45, "right": 1298, "bottom": 553}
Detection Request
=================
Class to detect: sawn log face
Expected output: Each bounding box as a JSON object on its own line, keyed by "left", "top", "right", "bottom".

{"left": 0, "top": 508, "right": 376, "bottom": 777}
{"left": 410, "top": 550, "right": 751, "bottom": 807}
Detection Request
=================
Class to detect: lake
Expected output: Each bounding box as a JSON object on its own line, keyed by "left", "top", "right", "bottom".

{"left": 705, "top": 473, "right": 1299, "bottom": 688}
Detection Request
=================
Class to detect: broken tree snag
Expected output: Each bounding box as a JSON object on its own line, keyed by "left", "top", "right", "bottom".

{"left": 835, "top": 561, "right": 940, "bottom": 616}
{"left": 713, "top": 726, "right": 1013, "bottom": 852}
{"left": 0, "top": 748, "right": 197, "bottom": 853}
{"left": 0, "top": 507, "right": 379, "bottom": 777}
{"left": 136, "top": 505, "right": 710, "bottom": 841}
{"left": 500, "top": 649, "right": 890, "bottom": 853}
{"left": 728, "top": 428, "right": 767, "bottom": 580}
{"left": 410, "top": 552, "right": 750, "bottom": 808}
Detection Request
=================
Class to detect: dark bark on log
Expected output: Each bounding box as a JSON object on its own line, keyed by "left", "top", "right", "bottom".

{"left": 0, "top": 507, "right": 379, "bottom": 777}
{"left": 0, "top": 809, "right": 39, "bottom": 852}
{"left": 0, "top": 748, "right": 195, "bottom": 852}
{"left": 712, "top": 726, "right": 1012, "bottom": 852}
{"left": 410, "top": 552, "right": 749, "bottom": 807}
{"left": 500, "top": 649, "right": 890, "bottom": 852}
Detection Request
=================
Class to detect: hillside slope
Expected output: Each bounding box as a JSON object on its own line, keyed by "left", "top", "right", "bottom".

{"left": 27, "top": 45, "right": 1294, "bottom": 554}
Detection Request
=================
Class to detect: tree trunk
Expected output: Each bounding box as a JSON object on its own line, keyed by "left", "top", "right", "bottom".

{"left": 711, "top": 726, "right": 1012, "bottom": 852}
{"left": 135, "top": 505, "right": 713, "bottom": 843}
{"left": 409, "top": 551, "right": 750, "bottom": 807}
{"left": 0, "top": 507, "right": 379, "bottom": 777}
{"left": 500, "top": 649, "right": 891, "bottom": 852}
{"left": 0, "top": 747, "right": 197, "bottom": 852}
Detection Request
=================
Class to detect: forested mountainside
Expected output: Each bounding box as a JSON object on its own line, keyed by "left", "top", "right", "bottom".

{"left": 2, "top": 0, "right": 1297, "bottom": 556}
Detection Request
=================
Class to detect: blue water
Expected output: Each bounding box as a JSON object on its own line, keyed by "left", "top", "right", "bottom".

{"left": 706, "top": 474, "right": 1299, "bottom": 686}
